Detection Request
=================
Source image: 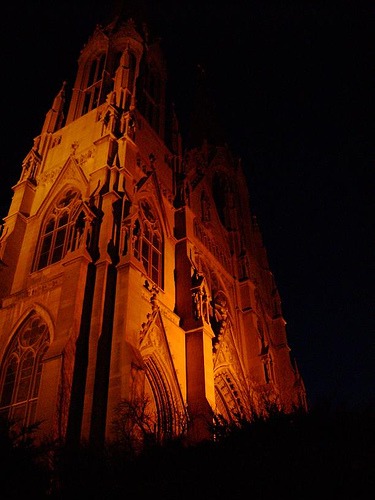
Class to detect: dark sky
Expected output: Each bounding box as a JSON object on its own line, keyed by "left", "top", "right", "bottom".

{"left": 1, "top": 1, "right": 373, "bottom": 411}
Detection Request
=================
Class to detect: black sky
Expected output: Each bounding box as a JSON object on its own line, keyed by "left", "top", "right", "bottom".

{"left": 1, "top": 1, "right": 374, "bottom": 411}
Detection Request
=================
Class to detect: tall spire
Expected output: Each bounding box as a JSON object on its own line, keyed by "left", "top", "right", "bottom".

{"left": 41, "top": 82, "right": 66, "bottom": 134}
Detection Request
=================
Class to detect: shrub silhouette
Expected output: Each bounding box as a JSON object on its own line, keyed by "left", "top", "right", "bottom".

{"left": 1, "top": 402, "right": 373, "bottom": 499}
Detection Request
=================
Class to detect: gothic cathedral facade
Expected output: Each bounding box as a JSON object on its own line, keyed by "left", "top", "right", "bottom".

{"left": 0, "top": 13, "right": 306, "bottom": 447}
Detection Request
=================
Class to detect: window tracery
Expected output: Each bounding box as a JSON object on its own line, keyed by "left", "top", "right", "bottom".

{"left": 0, "top": 313, "right": 50, "bottom": 429}
{"left": 33, "top": 189, "right": 85, "bottom": 271}
{"left": 132, "top": 200, "right": 163, "bottom": 288}
{"left": 82, "top": 53, "right": 107, "bottom": 115}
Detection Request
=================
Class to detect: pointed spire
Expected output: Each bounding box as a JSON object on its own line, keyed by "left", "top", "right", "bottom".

{"left": 41, "top": 81, "right": 66, "bottom": 134}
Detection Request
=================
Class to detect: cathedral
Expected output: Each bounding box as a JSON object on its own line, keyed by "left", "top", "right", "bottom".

{"left": 0, "top": 7, "right": 306, "bottom": 448}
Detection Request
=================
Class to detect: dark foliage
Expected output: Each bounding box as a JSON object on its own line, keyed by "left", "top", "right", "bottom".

{"left": 0, "top": 417, "right": 51, "bottom": 499}
{"left": 1, "top": 404, "right": 374, "bottom": 499}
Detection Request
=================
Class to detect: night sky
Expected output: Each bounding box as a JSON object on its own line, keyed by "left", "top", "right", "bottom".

{"left": 1, "top": 1, "right": 373, "bottom": 411}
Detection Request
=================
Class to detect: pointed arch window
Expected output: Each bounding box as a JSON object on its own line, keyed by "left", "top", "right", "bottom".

{"left": 132, "top": 200, "right": 163, "bottom": 288}
{"left": 0, "top": 313, "right": 50, "bottom": 429}
{"left": 33, "top": 189, "right": 84, "bottom": 271}
{"left": 82, "top": 53, "right": 107, "bottom": 115}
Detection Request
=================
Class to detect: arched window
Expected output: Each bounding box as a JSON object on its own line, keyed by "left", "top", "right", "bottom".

{"left": 132, "top": 200, "right": 163, "bottom": 288}
{"left": 33, "top": 189, "right": 84, "bottom": 271}
{"left": 82, "top": 53, "right": 106, "bottom": 115}
{"left": 0, "top": 313, "right": 50, "bottom": 428}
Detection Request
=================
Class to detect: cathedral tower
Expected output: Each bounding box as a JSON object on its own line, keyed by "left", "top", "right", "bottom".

{"left": 0, "top": 8, "right": 306, "bottom": 448}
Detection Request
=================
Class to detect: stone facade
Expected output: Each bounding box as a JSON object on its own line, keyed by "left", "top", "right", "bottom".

{"left": 0, "top": 13, "right": 306, "bottom": 447}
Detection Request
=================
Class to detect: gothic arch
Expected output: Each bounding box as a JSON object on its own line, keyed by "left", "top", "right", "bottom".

{"left": 73, "top": 29, "right": 110, "bottom": 119}
{"left": 143, "top": 356, "right": 183, "bottom": 441}
{"left": 133, "top": 167, "right": 173, "bottom": 238}
{"left": 131, "top": 197, "right": 164, "bottom": 288}
{"left": 4, "top": 304, "right": 55, "bottom": 350}
{"left": 139, "top": 310, "right": 187, "bottom": 442}
{"left": 193, "top": 259, "right": 235, "bottom": 325}
{"left": 190, "top": 258, "right": 251, "bottom": 423}
{"left": 214, "top": 370, "right": 248, "bottom": 422}
{"left": 212, "top": 316, "right": 252, "bottom": 423}
{"left": 32, "top": 187, "right": 97, "bottom": 271}
{"left": 0, "top": 310, "right": 51, "bottom": 430}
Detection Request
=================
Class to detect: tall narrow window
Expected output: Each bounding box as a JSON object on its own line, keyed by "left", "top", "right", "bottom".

{"left": 34, "top": 189, "right": 84, "bottom": 271}
{"left": 132, "top": 200, "right": 163, "bottom": 288}
{"left": 82, "top": 53, "right": 106, "bottom": 115}
{"left": 0, "top": 313, "right": 50, "bottom": 429}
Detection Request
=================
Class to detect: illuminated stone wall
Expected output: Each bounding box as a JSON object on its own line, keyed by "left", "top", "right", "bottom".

{"left": 0, "top": 13, "right": 306, "bottom": 448}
